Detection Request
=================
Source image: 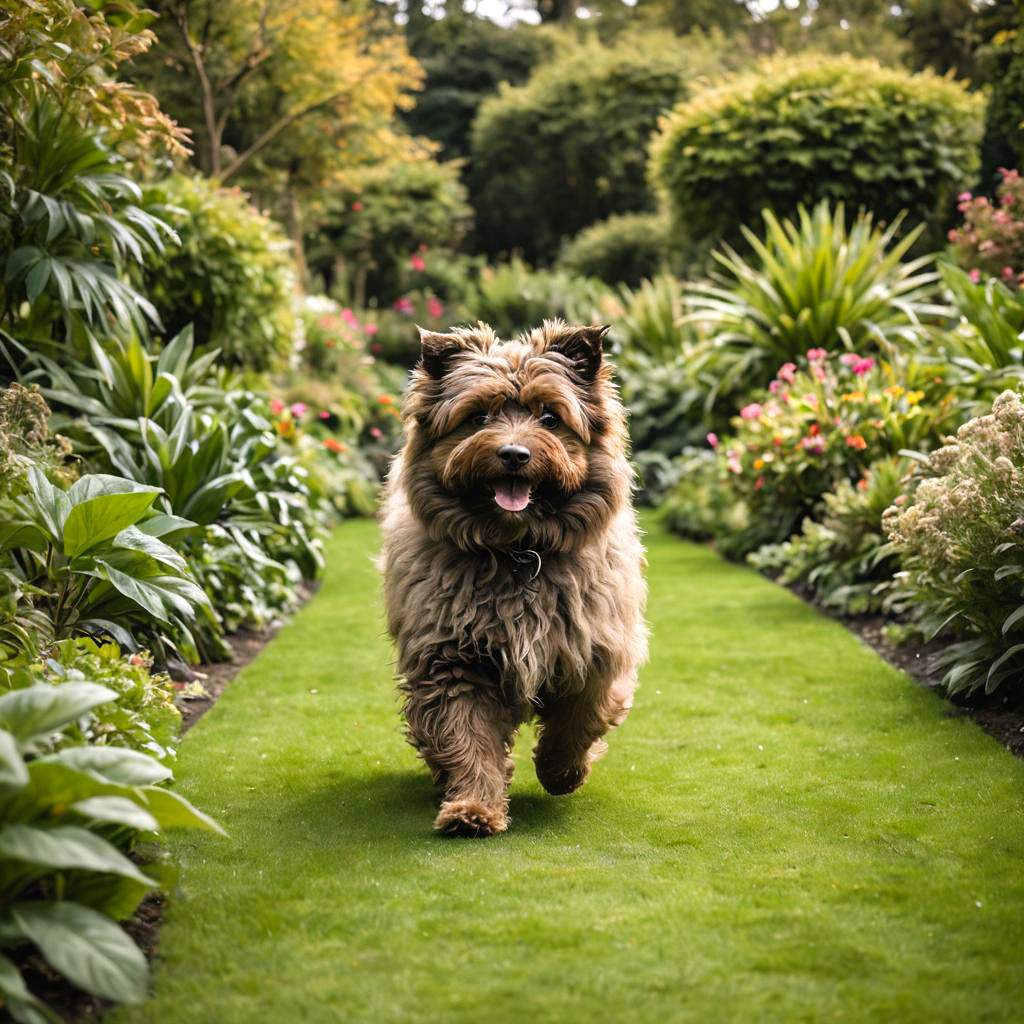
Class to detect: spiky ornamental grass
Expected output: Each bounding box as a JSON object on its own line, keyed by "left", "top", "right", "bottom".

{"left": 112, "top": 518, "right": 1024, "bottom": 1024}
{"left": 684, "top": 202, "right": 949, "bottom": 409}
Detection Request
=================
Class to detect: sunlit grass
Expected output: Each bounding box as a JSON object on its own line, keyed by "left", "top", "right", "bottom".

{"left": 114, "top": 518, "right": 1024, "bottom": 1023}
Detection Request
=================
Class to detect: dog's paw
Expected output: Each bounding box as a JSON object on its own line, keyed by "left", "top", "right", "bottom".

{"left": 434, "top": 799, "right": 508, "bottom": 838}
{"left": 535, "top": 740, "right": 607, "bottom": 796}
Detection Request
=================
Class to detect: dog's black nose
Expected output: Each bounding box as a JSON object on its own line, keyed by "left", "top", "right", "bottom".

{"left": 498, "top": 443, "right": 531, "bottom": 468}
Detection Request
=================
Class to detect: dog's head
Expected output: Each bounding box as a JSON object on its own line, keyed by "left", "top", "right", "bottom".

{"left": 398, "top": 319, "right": 632, "bottom": 552}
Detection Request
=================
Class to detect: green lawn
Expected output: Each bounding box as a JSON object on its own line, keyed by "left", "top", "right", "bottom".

{"left": 114, "top": 518, "right": 1024, "bottom": 1023}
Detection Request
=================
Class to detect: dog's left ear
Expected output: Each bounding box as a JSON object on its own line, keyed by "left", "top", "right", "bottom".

{"left": 548, "top": 324, "right": 609, "bottom": 383}
{"left": 418, "top": 327, "right": 466, "bottom": 380}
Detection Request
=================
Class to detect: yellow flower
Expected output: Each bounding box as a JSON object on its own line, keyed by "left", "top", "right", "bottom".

{"left": 753, "top": 457, "right": 765, "bottom": 470}
{"left": 883, "top": 385, "right": 905, "bottom": 397}
{"left": 841, "top": 391, "right": 865, "bottom": 402}
{"left": 906, "top": 390, "right": 924, "bottom": 405}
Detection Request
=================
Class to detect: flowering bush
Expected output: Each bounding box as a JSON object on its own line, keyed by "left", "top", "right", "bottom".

{"left": 884, "top": 389, "right": 1024, "bottom": 696}
{"left": 949, "top": 169, "right": 1024, "bottom": 287}
{"left": 749, "top": 457, "right": 912, "bottom": 616}
{"left": 667, "top": 349, "right": 952, "bottom": 557}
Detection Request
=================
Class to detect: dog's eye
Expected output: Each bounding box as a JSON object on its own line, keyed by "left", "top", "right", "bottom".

{"left": 539, "top": 411, "right": 560, "bottom": 429}
{"left": 472, "top": 413, "right": 490, "bottom": 428}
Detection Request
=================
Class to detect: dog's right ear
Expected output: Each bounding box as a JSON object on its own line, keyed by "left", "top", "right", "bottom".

{"left": 417, "top": 327, "right": 465, "bottom": 380}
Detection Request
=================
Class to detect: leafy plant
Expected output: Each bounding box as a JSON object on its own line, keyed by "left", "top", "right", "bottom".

{"left": 2, "top": 469, "right": 209, "bottom": 652}
{"left": 685, "top": 203, "right": 947, "bottom": 407}
{"left": 650, "top": 53, "right": 983, "bottom": 252}
{"left": 0, "top": 678, "right": 220, "bottom": 1020}
{"left": 948, "top": 168, "right": 1024, "bottom": 288}
{"left": 749, "top": 457, "right": 911, "bottom": 616}
{"left": 602, "top": 273, "right": 692, "bottom": 361}
{"left": 884, "top": 389, "right": 1024, "bottom": 696}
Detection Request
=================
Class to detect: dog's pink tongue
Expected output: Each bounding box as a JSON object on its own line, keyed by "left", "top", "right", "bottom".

{"left": 494, "top": 477, "right": 531, "bottom": 512}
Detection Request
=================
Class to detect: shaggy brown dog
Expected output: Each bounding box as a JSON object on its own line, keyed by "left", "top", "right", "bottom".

{"left": 379, "top": 320, "right": 647, "bottom": 837}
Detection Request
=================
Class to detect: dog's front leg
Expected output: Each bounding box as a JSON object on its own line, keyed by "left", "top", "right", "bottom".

{"left": 404, "top": 677, "right": 518, "bottom": 837}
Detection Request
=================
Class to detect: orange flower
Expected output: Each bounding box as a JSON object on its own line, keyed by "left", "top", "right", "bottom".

{"left": 846, "top": 434, "right": 867, "bottom": 449}
{"left": 377, "top": 394, "right": 395, "bottom": 406}
{"left": 324, "top": 438, "right": 347, "bottom": 453}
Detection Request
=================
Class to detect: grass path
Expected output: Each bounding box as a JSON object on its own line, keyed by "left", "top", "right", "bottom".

{"left": 114, "top": 519, "right": 1024, "bottom": 1023}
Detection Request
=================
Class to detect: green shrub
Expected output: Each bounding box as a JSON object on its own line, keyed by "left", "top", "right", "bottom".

{"left": 884, "top": 389, "right": 1024, "bottom": 696}
{"left": 142, "top": 175, "right": 297, "bottom": 374}
{"left": 749, "top": 456, "right": 911, "bottom": 616}
{"left": 685, "top": 202, "right": 947, "bottom": 409}
{"left": 0, "top": 673, "right": 219, "bottom": 1020}
{"left": 650, "top": 54, "right": 983, "bottom": 252}
{"left": 307, "top": 158, "right": 472, "bottom": 307}
{"left": 558, "top": 213, "right": 670, "bottom": 287}
{"left": 604, "top": 273, "right": 692, "bottom": 360}
{"left": 470, "top": 35, "right": 691, "bottom": 262}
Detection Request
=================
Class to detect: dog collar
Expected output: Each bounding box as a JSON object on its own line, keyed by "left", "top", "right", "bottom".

{"left": 507, "top": 547, "right": 542, "bottom": 582}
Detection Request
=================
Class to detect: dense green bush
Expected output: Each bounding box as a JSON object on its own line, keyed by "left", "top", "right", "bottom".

{"left": 885, "top": 390, "right": 1024, "bottom": 696}
{"left": 650, "top": 54, "right": 983, "bottom": 253}
{"left": 307, "top": 158, "right": 472, "bottom": 307}
{"left": 142, "top": 175, "right": 297, "bottom": 374}
{"left": 558, "top": 213, "right": 670, "bottom": 287}
{"left": 685, "top": 202, "right": 947, "bottom": 409}
{"left": 470, "top": 35, "right": 691, "bottom": 262}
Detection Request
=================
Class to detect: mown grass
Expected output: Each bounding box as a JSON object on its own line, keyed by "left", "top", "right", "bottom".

{"left": 114, "top": 518, "right": 1024, "bottom": 1023}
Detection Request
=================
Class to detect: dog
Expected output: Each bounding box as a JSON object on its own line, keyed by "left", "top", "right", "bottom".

{"left": 379, "top": 319, "right": 647, "bottom": 837}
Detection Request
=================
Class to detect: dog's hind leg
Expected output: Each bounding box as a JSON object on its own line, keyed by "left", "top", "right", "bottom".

{"left": 533, "top": 671, "right": 636, "bottom": 796}
{"left": 404, "top": 676, "right": 520, "bottom": 837}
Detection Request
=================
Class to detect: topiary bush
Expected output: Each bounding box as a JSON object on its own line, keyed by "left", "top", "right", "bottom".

{"left": 142, "top": 175, "right": 297, "bottom": 374}
{"left": 469, "top": 35, "right": 692, "bottom": 263}
{"left": 558, "top": 212, "right": 670, "bottom": 286}
{"left": 650, "top": 54, "right": 984, "bottom": 254}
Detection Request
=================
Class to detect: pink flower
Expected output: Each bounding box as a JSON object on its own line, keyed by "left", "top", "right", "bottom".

{"left": 364, "top": 323, "right": 378, "bottom": 336}
{"left": 269, "top": 398, "right": 284, "bottom": 414}
{"left": 727, "top": 453, "right": 742, "bottom": 474}
{"left": 351, "top": 201, "right": 364, "bottom": 211}
{"left": 969, "top": 268, "right": 981, "bottom": 283}
{"left": 706, "top": 432, "right": 719, "bottom": 448}
{"left": 777, "top": 362, "right": 796, "bottom": 383}
{"left": 426, "top": 296, "right": 443, "bottom": 320}
{"left": 806, "top": 347, "right": 826, "bottom": 362}
{"left": 1003, "top": 266, "right": 1015, "bottom": 280}
{"left": 958, "top": 191, "right": 972, "bottom": 202}
{"left": 740, "top": 403, "right": 762, "bottom": 420}
{"left": 393, "top": 297, "right": 414, "bottom": 315}
{"left": 369, "top": 426, "right": 383, "bottom": 439}
{"left": 410, "top": 254, "right": 426, "bottom": 273}
{"left": 840, "top": 353, "right": 861, "bottom": 368}
{"left": 803, "top": 393, "right": 818, "bottom": 408}
{"left": 947, "top": 229, "right": 958, "bottom": 242}
{"left": 341, "top": 307, "right": 357, "bottom": 325}
{"left": 769, "top": 380, "right": 781, "bottom": 395}
{"left": 801, "top": 436, "right": 826, "bottom": 454}
{"left": 319, "top": 410, "right": 330, "bottom": 420}
{"left": 290, "top": 402, "right": 307, "bottom": 417}
{"left": 754, "top": 476, "right": 765, "bottom": 490}
{"left": 852, "top": 357, "right": 875, "bottom": 376}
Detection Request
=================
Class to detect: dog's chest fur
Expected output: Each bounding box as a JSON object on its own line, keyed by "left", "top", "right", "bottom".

{"left": 382, "top": 506, "right": 643, "bottom": 706}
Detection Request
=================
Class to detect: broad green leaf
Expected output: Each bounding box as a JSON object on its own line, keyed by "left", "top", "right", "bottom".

{"left": 41, "top": 746, "right": 170, "bottom": 786}
{"left": 111, "top": 526, "right": 188, "bottom": 574}
{"left": 26, "top": 467, "right": 70, "bottom": 542}
{"left": 0, "top": 825, "right": 154, "bottom": 885}
{"left": 12, "top": 901, "right": 149, "bottom": 1004}
{"left": 141, "top": 786, "right": 226, "bottom": 835}
{"left": 63, "top": 478, "right": 161, "bottom": 557}
{"left": 71, "top": 796, "right": 159, "bottom": 832}
{"left": 0, "top": 684, "right": 116, "bottom": 743}
{"left": 0, "top": 730, "right": 28, "bottom": 791}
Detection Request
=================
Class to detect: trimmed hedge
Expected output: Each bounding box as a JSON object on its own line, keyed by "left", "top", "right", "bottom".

{"left": 558, "top": 212, "right": 669, "bottom": 286}
{"left": 469, "top": 36, "right": 691, "bottom": 263}
{"left": 650, "top": 54, "right": 984, "bottom": 252}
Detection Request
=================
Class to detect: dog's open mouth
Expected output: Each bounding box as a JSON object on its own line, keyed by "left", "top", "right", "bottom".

{"left": 493, "top": 475, "right": 532, "bottom": 512}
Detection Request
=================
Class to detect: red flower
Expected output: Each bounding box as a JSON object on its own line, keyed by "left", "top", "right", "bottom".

{"left": 352, "top": 201, "right": 364, "bottom": 211}
{"left": 846, "top": 434, "right": 867, "bottom": 449}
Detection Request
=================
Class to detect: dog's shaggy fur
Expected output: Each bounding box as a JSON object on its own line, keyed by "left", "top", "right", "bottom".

{"left": 379, "top": 320, "right": 647, "bottom": 837}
